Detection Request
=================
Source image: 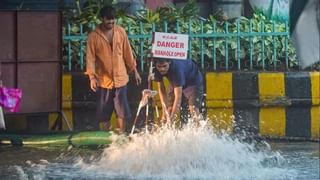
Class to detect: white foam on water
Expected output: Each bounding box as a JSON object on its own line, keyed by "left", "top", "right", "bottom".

{"left": 77, "top": 120, "right": 297, "bottom": 180}
{"left": 12, "top": 166, "right": 29, "bottom": 180}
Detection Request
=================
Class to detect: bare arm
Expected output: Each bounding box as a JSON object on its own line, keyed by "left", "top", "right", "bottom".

{"left": 85, "top": 33, "right": 99, "bottom": 92}
{"left": 132, "top": 68, "right": 141, "bottom": 85}
{"left": 122, "top": 30, "right": 141, "bottom": 85}
{"left": 170, "top": 86, "right": 182, "bottom": 119}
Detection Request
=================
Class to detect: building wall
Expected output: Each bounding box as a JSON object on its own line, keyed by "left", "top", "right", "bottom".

{"left": 145, "top": 0, "right": 173, "bottom": 10}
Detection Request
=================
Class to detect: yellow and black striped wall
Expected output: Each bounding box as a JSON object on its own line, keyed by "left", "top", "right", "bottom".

{"left": 59, "top": 71, "right": 318, "bottom": 140}
{"left": 62, "top": 71, "right": 318, "bottom": 140}
{"left": 8, "top": 71, "right": 317, "bottom": 140}
{"left": 206, "top": 72, "right": 319, "bottom": 140}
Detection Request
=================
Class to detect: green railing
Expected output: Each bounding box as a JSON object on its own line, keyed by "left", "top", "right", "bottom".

{"left": 63, "top": 19, "right": 296, "bottom": 72}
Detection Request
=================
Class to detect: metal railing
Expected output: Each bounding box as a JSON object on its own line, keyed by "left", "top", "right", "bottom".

{"left": 63, "top": 19, "right": 296, "bottom": 72}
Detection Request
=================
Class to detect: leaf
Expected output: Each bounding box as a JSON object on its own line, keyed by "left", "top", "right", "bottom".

{"left": 71, "top": 26, "right": 80, "bottom": 33}
{"left": 231, "top": 41, "right": 237, "bottom": 49}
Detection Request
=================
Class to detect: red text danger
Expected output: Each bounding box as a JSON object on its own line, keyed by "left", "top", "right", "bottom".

{"left": 156, "top": 41, "right": 185, "bottom": 48}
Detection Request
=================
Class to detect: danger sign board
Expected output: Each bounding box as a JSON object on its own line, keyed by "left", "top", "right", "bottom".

{"left": 151, "top": 32, "right": 189, "bottom": 60}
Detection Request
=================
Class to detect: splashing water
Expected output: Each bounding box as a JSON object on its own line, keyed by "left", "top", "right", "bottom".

{"left": 76, "top": 121, "right": 295, "bottom": 180}
{"left": 131, "top": 89, "right": 158, "bottom": 134}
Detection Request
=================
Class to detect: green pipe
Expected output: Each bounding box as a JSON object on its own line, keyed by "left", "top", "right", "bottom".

{"left": 249, "top": 20, "right": 253, "bottom": 70}
{"left": 0, "top": 131, "right": 113, "bottom": 147}
{"left": 67, "top": 23, "right": 72, "bottom": 71}
{"left": 237, "top": 19, "right": 241, "bottom": 70}
{"left": 139, "top": 22, "right": 144, "bottom": 72}
{"left": 261, "top": 21, "right": 265, "bottom": 69}
{"left": 201, "top": 20, "right": 204, "bottom": 69}
{"left": 212, "top": 22, "right": 216, "bottom": 70}
{"left": 225, "top": 22, "right": 229, "bottom": 70}
{"left": 188, "top": 20, "right": 192, "bottom": 59}
{"left": 80, "top": 24, "right": 84, "bottom": 70}
{"left": 272, "top": 21, "right": 277, "bottom": 70}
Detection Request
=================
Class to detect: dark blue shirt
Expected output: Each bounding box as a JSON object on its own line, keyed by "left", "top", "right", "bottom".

{"left": 154, "top": 59, "right": 203, "bottom": 89}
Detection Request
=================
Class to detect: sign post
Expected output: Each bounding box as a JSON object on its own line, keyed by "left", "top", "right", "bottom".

{"left": 151, "top": 32, "right": 189, "bottom": 60}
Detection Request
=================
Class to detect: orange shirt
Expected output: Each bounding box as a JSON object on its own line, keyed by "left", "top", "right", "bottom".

{"left": 85, "top": 25, "right": 137, "bottom": 89}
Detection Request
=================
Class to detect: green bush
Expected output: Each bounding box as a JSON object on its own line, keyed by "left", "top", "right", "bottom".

{"left": 63, "top": 0, "right": 300, "bottom": 71}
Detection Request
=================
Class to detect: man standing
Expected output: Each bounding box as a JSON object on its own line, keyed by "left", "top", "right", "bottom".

{"left": 153, "top": 58, "right": 203, "bottom": 124}
{"left": 86, "top": 5, "right": 141, "bottom": 132}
